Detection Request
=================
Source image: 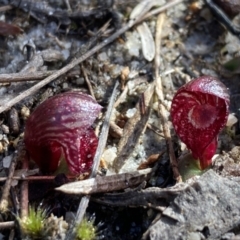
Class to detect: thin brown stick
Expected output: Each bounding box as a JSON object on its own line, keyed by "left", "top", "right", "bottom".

{"left": 0, "top": 0, "right": 182, "bottom": 114}
{"left": 113, "top": 83, "right": 154, "bottom": 172}
{"left": 0, "top": 152, "right": 18, "bottom": 212}
{"left": 66, "top": 81, "right": 119, "bottom": 240}
{"left": 0, "top": 175, "right": 76, "bottom": 182}
{"left": 0, "top": 5, "right": 13, "bottom": 12}
{"left": 20, "top": 153, "right": 29, "bottom": 218}
{"left": 8, "top": 229, "right": 15, "bottom": 240}
{"left": 80, "top": 64, "right": 96, "bottom": 99}
{"left": 154, "top": 13, "right": 182, "bottom": 182}
{"left": 139, "top": 0, "right": 184, "bottom": 23}
{"left": 0, "top": 221, "right": 15, "bottom": 229}
{"left": 0, "top": 71, "right": 55, "bottom": 83}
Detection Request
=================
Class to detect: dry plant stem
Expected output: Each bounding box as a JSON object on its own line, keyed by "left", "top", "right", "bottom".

{"left": 155, "top": 13, "right": 165, "bottom": 100}
{"left": 114, "top": 84, "right": 129, "bottom": 108}
{"left": 10, "top": 187, "right": 20, "bottom": 214}
{"left": 0, "top": 221, "right": 15, "bottom": 229}
{"left": 0, "top": 0, "right": 182, "bottom": 114}
{"left": 139, "top": 0, "right": 184, "bottom": 23}
{"left": 0, "top": 152, "right": 18, "bottom": 212}
{"left": 114, "top": 83, "right": 154, "bottom": 172}
{"left": 80, "top": 64, "right": 96, "bottom": 99}
{"left": 93, "top": 181, "right": 187, "bottom": 207}
{"left": 110, "top": 121, "right": 123, "bottom": 138}
{"left": 66, "top": 81, "right": 119, "bottom": 240}
{"left": 0, "top": 71, "right": 55, "bottom": 83}
{"left": 114, "top": 76, "right": 148, "bottom": 108}
{"left": 64, "top": 0, "right": 72, "bottom": 12}
{"left": 91, "top": 81, "right": 119, "bottom": 177}
{"left": 154, "top": 13, "right": 181, "bottom": 182}
{"left": 147, "top": 123, "right": 165, "bottom": 138}
{"left": 142, "top": 213, "right": 164, "bottom": 240}
{"left": 0, "top": 175, "right": 76, "bottom": 182}
{"left": 159, "top": 103, "right": 181, "bottom": 180}
{"left": 0, "top": 5, "right": 12, "bottom": 12}
{"left": 20, "top": 155, "right": 29, "bottom": 218}
{"left": 8, "top": 229, "right": 15, "bottom": 240}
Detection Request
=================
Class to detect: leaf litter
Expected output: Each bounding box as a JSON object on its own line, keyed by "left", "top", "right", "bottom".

{"left": 0, "top": 0, "right": 240, "bottom": 239}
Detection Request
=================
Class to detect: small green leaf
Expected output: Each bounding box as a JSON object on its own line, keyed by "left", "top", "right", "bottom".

{"left": 223, "top": 57, "right": 240, "bottom": 72}
{"left": 178, "top": 153, "right": 208, "bottom": 181}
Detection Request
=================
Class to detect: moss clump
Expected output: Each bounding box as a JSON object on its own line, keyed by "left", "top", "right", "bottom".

{"left": 19, "top": 206, "right": 46, "bottom": 239}
{"left": 75, "top": 217, "right": 96, "bottom": 240}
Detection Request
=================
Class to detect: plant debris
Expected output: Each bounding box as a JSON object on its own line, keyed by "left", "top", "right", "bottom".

{"left": 0, "top": 0, "right": 240, "bottom": 239}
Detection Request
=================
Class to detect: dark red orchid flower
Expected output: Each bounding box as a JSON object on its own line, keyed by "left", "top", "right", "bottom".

{"left": 24, "top": 92, "right": 102, "bottom": 174}
{"left": 170, "top": 76, "right": 230, "bottom": 169}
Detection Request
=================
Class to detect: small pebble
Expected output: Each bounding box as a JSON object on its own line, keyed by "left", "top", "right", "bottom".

{"left": 98, "top": 52, "right": 108, "bottom": 62}
{"left": 21, "top": 106, "right": 30, "bottom": 120}
{"left": 62, "top": 82, "right": 68, "bottom": 89}
{"left": 76, "top": 77, "right": 85, "bottom": 85}
{"left": 1, "top": 124, "right": 9, "bottom": 134}
{"left": 3, "top": 154, "right": 13, "bottom": 168}
{"left": 126, "top": 108, "right": 137, "bottom": 118}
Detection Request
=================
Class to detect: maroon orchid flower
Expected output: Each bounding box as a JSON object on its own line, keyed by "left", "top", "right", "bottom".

{"left": 170, "top": 76, "right": 230, "bottom": 169}
{"left": 24, "top": 92, "right": 102, "bottom": 174}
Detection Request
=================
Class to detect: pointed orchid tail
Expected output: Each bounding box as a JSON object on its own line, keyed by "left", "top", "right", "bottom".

{"left": 170, "top": 76, "right": 230, "bottom": 169}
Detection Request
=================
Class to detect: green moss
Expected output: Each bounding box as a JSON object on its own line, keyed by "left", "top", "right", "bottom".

{"left": 75, "top": 217, "right": 96, "bottom": 240}
{"left": 19, "top": 206, "right": 46, "bottom": 239}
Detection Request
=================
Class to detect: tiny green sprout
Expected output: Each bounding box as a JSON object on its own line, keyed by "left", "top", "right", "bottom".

{"left": 18, "top": 206, "right": 47, "bottom": 239}
{"left": 75, "top": 217, "right": 96, "bottom": 240}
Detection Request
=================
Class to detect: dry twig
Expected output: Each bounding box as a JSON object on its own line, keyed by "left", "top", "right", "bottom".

{"left": 20, "top": 151, "right": 29, "bottom": 219}
{"left": 0, "top": 71, "right": 55, "bottom": 83}
{"left": 80, "top": 64, "right": 96, "bottom": 99}
{"left": 92, "top": 181, "right": 188, "bottom": 207}
{"left": 0, "top": 153, "right": 18, "bottom": 212}
{"left": 0, "top": 174, "right": 75, "bottom": 182}
{"left": 66, "top": 81, "right": 119, "bottom": 240}
{"left": 0, "top": 221, "right": 15, "bottom": 229}
{"left": 114, "top": 82, "right": 154, "bottom": 172}
{"left": 154, "top": 13, "right": 182, "bottom": 182}
{"left": 0, "top": 141, "right": 26, "bottom": 213}
{"left": 0, "top": 5, "right": 12, "bottom": 12}
{"left": 139, "top": 0, "right": 184, "bottom": 23}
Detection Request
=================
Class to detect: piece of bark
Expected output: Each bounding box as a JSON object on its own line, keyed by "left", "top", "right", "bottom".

{"left": 55, "top": 168, "right": 152, "bottom": 195}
